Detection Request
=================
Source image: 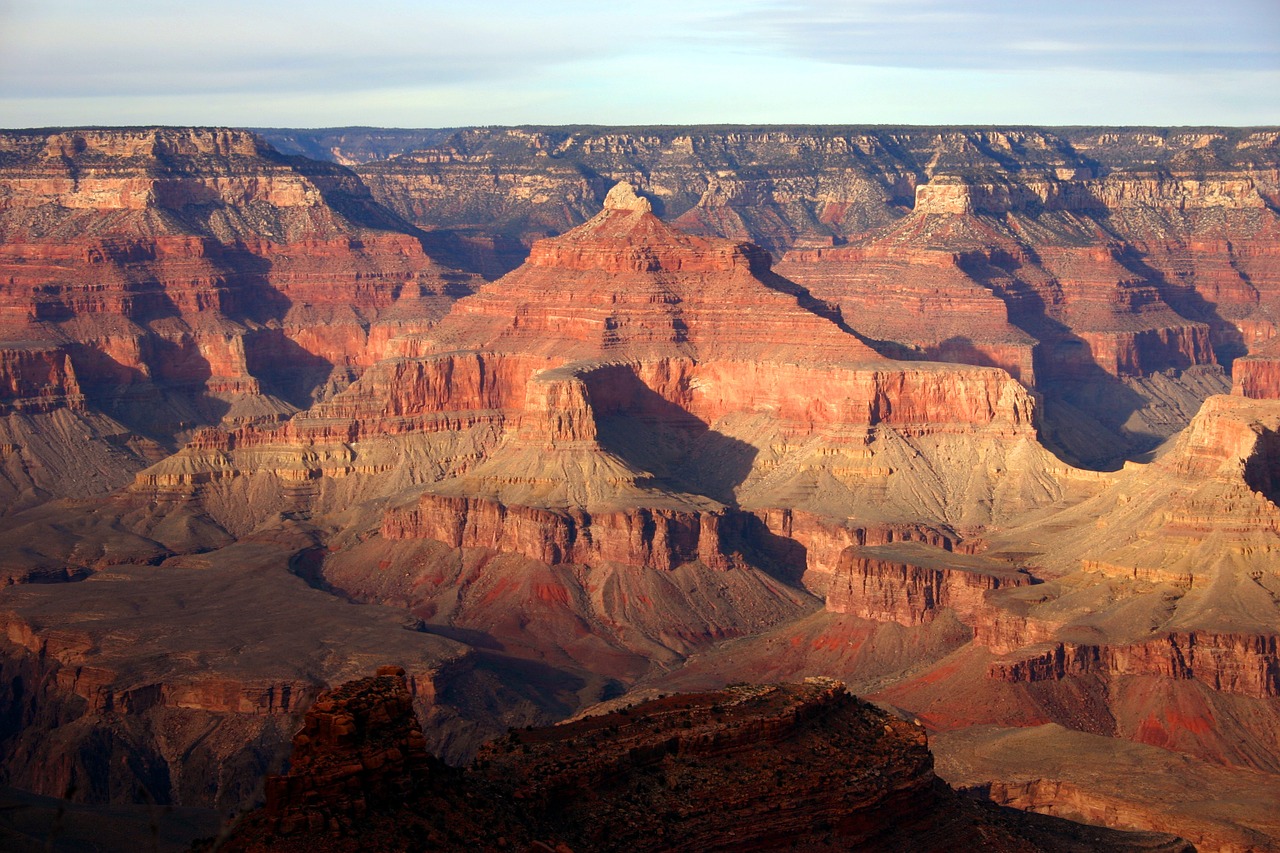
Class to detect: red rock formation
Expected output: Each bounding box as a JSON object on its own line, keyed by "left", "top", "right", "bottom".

{"left": 778, "top": 178, "right": 1218, "bottom": 388}
{"left": 826, "top": 543, "right": 1034, "bottom": 626}
{"left": 424, "top": 180, "right": 881, "bottom": 365}
{"left": 225, "top": 676, "right": 1192, "bottom": 852}
{"left": 382, "top": 493, "right": 742, "bottom": 571}
{"left": 263, "top": 666, "right": 433, "bottom": 836}
{"left": 0, "top": 127, "right": 479, "bottom": 507}
{"left": 0, "top": 346, "right": 84, "bottom": 413}
{"left": 752, "top": 508, "right": 963, "bottom": 591}
{"left": 986, "top": 633, "right": 1280, "bottom": 700}
{"left": 5, "top": 128, "right": 1280, "bottom": 853}
{"left": 1232, "top": 336, "right": 1280, "bottom": 399}
{"left": 136, "top": 181, "right": 1043, "bottom": 553}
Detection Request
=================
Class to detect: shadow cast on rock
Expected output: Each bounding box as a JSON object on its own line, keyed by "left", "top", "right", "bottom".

{"left": 589, "top": 366, "right": 759, "bottom": 505}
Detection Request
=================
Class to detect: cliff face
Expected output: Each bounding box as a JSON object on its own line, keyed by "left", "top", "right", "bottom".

{"left": 382, "top": 494, "right": 744, "bottom": 571}
{"left": 263, "top": 666, "right": 433, "bottom": 836}
{"left": 0, "top": 128, "right": 479, "bottom": 510}
{"left": 337, "top": 127, "right": 1194, "bottom": 255}
{"left": 320, "top": 126, "right": 1280, "bottom": 464}
{"left": 826, "top": 543, "right": 1035, "bottom": 626}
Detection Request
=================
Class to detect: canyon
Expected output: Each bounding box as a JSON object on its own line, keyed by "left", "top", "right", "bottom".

{"left": 0, "top": 125, "right": 1278, "bottom": 851}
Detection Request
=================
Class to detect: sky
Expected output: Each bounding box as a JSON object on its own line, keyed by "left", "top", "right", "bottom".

{"left": 1, "top": 0, "right": 1278, "bottom": 128}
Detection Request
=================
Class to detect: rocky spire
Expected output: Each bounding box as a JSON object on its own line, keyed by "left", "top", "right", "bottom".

{"left": 603, "top": 181, "right": 653, "bottom": 213}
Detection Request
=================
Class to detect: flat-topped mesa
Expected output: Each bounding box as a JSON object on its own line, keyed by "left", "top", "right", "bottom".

{"left": 1232, "top": 338, "right": 1280, "bottom": 399}
{"left": 382, "top": 493, "right": 741, "bottom": 571}
{"left": 826, "top": 543, "right": 1036, "bottom": 627}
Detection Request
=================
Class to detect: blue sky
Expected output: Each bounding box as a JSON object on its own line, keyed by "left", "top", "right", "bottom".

{"left": 2, "top": 0, "right": 1277, "bottom": 127}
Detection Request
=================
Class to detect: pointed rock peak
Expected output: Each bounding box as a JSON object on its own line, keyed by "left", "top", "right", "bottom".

{"left": 603, "top": 181, "right": 653, "bottom": 213}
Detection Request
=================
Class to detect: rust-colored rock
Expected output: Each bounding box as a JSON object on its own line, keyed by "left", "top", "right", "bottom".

{"left": 382, "top": 493, "right": 743, "bottom": 571}
{"left": 0, "top": 127, "right": 479, "bottom": 509}
{"left": 263, "top": 667, "right": 433, "bottom": 836}
{"left": 224, "top": 676, "right": 1191, "bottom": 852}
{"left": 827, "top": 543, "right": 1035, "bottom": 626}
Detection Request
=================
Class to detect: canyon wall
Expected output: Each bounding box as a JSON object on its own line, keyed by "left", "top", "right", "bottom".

{"left": 0, "top": 127, "right": 479, "bottom": 509}
{"left": 297, "top": 126, "right": 1280, "bottom": 463}
{"left": 3, "top": 127, "right": 1280, "bottom": 848}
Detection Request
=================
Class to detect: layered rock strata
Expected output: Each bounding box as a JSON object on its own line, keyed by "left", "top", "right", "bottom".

{"left": 330, "top": 126, "right": 1280, "bottom": 461}
{"left": 0, "top": 127, "right": 479, "bottom": 509}
{"left": 826, "top": 543, "right": 1035, "bottom": 626}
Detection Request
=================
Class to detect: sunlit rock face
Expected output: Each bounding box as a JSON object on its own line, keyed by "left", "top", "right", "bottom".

{"left": 338, "top": 126, "right": 1280, "bottom": 465}
{"left": 0, "top": 127, "right": 479, "bottom": 513}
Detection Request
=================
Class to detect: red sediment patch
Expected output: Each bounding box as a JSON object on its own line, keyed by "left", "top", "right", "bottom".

{"left": 1136, "top": 709, "right": 1215, "bottom": 747}
{"left": 534, "top": 583, "right": 571, "bottom": 605}
{"left": 478, "top": 576, "right": 517, "bottom": 607}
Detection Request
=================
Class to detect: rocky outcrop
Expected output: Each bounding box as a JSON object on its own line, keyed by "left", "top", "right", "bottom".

{"left": 827, "top": 544, "right": 1035, "bottom": 626}
{"left": 224, "top": 676, "right": 1192, "bottom": 852}
{"left": 0, "top": 346, "right": 84, "bottom": 414}
{"left": 986, "top": 632, "right": 1280, "bottom": 700}
{"left": 263, "top": 666, "right": 433, "bottom": 836}
{"left": 1232, "top": 337, "right": 1280, "bottom": 399}
{"left": 382, "top": 493, "right": 742, "bottom": 571}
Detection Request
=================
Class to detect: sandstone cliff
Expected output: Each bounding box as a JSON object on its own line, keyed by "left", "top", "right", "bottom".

{"left": 3, "top": 127, "right": 1280, "bottom": 852}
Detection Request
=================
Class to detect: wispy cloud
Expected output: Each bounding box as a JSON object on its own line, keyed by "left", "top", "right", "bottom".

{"left": 709, "top": 0, "right": 1280, "bottom": 72}
{"left": 0, "top": 0, "right": 1276, "bottom": 127}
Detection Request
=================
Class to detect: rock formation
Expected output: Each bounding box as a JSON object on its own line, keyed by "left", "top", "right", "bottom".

{"left": 311, "top": 126, "right": 1280, "bottom": 465}
{"left": 262, "top": 666, "right": 433, "bottom": 836}
{"left": 0, "top": 128, "right": 479, "bottom": 513}
{"left": 223, "top": 674, "right": 1192, "bottom": 852}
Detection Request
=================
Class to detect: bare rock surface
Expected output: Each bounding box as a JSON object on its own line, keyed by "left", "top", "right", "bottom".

{"left": 222, "top": 674, "right": 1192, "bottom": 853}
